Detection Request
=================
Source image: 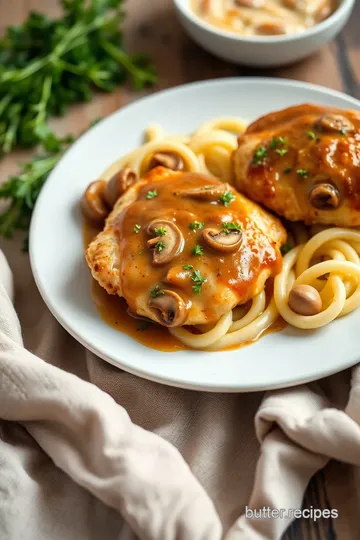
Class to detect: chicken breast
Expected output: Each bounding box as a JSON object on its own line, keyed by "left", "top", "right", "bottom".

{"left": 233, "top": 104, "right": 360, "bottom": 226}
{"left": 86, "top": 167, "right": 286, "bottom": 327}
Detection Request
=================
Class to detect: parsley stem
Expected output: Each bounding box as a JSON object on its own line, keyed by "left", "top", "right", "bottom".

{"left": 101, "top": 39, "right": 156, "bottom": 88}
{"left": 33, "top": 75, "right": 53, "bottom": 127}
{"left": 0, "top": 95, "right": 12, "bottom": 117}
{"left": 3, "top": 106, "right": 22, "bottom": 153}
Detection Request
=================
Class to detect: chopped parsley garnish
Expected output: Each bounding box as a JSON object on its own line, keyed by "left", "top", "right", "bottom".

{"left": 340, "top": 128, "right": 347, "bottom": 135}
{"left": 146, "top": 190, "right": 158, "bottom": 199}
{"left": 154, "top": 226, "right": 166, "bottom": 236}
{"left": 275, "top": 148, "right": 288, "bottom": 156}
{"left": 191, "top": 270, "right": 207, "bottom": 295}
{"left": 219, "top": 191, "right": 236, "bottom": 207}
{"left": 133, "top": 224, "right": 141, "bottom": 234}
{"left": 296, "top": 169, "right": 309, "bottom": 178}
{"left": 189, "top": 221, "right": 204, "bottom": 231}
{"left": 306, "top": 130, "right": 316, "bottom": 140}
{"left": 222, "top": 222, "right": 241, "bottom": 234}
{"left": 139, "top": 249, "right": 144, "bottom": 255}
{"left": 150, "top": 285, "right": 164, "bottom": 298}
{"left": 280, "top": 243, "right": 292, "bottom": 255}
{"left": 155, "top": 241, "right": 165, "bottom": 252}
{"left": 183, "top": 264, "right": 194, "bottom": 270}
{"left": 283, "top": 167, "right": 292, "bottom": 174}
{"left": 270, "top": 136, "right": 286, "bottom": 149}
{"left": 252, "top": 146, "right": 268, "bottom": 165}
{"left": 137, "top": 321, "right": 149, "bottom": 331}
{"left": 191, "top": 244, "right": 204, "bottom": 256}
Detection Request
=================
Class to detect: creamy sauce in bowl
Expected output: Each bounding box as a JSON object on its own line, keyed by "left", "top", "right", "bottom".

{"left": 190, "top": 0, "right": 337, "bottom": 36}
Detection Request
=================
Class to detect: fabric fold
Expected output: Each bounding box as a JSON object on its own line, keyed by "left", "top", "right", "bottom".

{"left": 1, "top": 246, "right": 360, "bottom": 540}
{"left": 0, "top": 255, "right": 222, "bottom": 540}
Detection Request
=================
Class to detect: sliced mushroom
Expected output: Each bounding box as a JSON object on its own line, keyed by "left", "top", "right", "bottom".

{"left": 104, "top": 167, "right": 137, "bottom": 208}
{"left": 180, "top": 183, "right": 231, "bottom": 201}
{"left": 316, "top": 114, "right": 354, "bottom": 133}
{"left": 255, "top": 22, "right": 286, "bottom": 35}
{"left": 80, "top": 180, "right": 109, "bottom": 224}
{"left": 202, "top": 227, "right": 243, "bottom": 253}
{"left": 149, "top": 290, "right": 187, "bottom": 327}
{"left": 309, "top": 183, "right": 341, "bottom": 210}
{"left": 149, "top": 152, "right": 184, "bottom": 171}
{"left": 235, "top": 0, "right": 265, "bottom": 7}
{"left": 146, "top": 219, "right": 184, "bottom": 265}
{"left": 289, "top": 285, "right": 322, "bottom": 316}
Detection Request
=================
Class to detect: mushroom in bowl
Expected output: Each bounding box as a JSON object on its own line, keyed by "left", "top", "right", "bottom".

{"left": 173, "top": 0, "right": 355, "bottom": 67}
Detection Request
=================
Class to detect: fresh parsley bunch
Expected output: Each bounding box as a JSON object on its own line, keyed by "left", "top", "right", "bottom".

{"left": 0, "top": 0, "right": 156, "bottom": 156}
{"left": 0, "top": 136, "right": 74, "bottom": 243}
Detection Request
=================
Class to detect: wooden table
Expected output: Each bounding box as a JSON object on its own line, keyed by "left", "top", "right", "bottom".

{"left": 1, "top": 2, "right": 360, "bottom": 539}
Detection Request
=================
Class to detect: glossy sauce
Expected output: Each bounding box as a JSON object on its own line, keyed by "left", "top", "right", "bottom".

{"left": 83, "top": 224, "right": 285, "bottom": 352}
{"left": 114, "top": 170, "right": 283, "bottom": 325}
{"left": 236, "top": 104, "right": 360, "bottom": 225}
{"left": 191, "top": 0, "right": 336, "bottom": 37}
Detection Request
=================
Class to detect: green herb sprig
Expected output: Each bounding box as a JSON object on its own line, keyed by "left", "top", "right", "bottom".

{"left": 150, "top": 285, "right": 164, "bottom": 298}
{"left": 222, "top": 222, "right": 241, "bottom": 234}
{"left": 0, "top": 0, "right": 156, "bottom": 156}
{"left": 191, "top": 244, "right": 204, "bottom": 256}
{"left": 191, "top": 269, "right": 206, "bottom": 295}
{"left": 219, "top": 191, "right": 235, "bottom": 207}
{"left": 0, "top": 134, "right": 74, "bottom": 244}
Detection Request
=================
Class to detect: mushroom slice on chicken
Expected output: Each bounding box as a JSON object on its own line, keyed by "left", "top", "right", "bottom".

{"left": 86, "top": 166, "right": 286, "bottom": 327}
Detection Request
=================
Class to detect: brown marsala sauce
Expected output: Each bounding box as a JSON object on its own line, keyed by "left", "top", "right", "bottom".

{"left": 83, "top": 170, "right": 286, "bottom": 352}
{"left": 83, "top": 222, "right": 185, "bottom": 352}
{"left": 114, "top": 171, "right": 283, "bottom": 319}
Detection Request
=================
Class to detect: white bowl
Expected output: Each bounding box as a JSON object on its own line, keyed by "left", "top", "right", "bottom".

{"left": 173, "top": 0, "right": 355, "bottom": 67}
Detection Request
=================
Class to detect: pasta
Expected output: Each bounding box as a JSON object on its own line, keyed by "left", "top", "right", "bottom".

{"left": 89, "top": 116, "right": 360, "bottom": 351}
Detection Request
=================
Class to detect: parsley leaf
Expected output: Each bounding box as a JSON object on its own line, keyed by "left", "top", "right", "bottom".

{"left": 275, "top": 148, "right": 288, "bottom": 156}
{"left": 183, "top": 264, "right": 194, "bottom": 270}
{"left": 133, "top": 224, "right": 141, "bottom": 234}
{"left": 0, "top": 2, "right": 156, "bottom": 156}
{"left": 306, "top": 131, "right": 316, "bottom": 140}
{"left": 146, "top": 190, "right": 158, "bottom": 199}
{"left": 296, "top": 169, "right": 309, "bottom": 179}
{"left": 252, "top": 146, "right": 268, "bottom": 165}
{"left": 191, "top": 244, "right": 204, "bottom": 256}
{"left": 340, "top": 128, "right": 347, "bottom": 135}
{"left": 270, "top": 136, "right": 286, "bottom": 149}
{"left": 189, "top": 221, "right": 204, "bottom": 231}
{"left": 150, "top": 285, "right": 164, "bottom": 298}
{"left": 191, "top": 270, "right": 207, "bottom": 295}
{"left": 222, "top": 222, "right": 241, "bottom": 234}
{"left": 154, "top": 226, "right": 166, "bottom": 236}
{"left": 283, "top": 167, "right": 292, "bottom": 174}
{"left": 137, "top": 321, "right": 149, "bottom": 331}
{"left": 219, "top": 191, "right": 236, "bottom": 207}
{"left": 155, "top": 241, "right": 165, "bottom": 252}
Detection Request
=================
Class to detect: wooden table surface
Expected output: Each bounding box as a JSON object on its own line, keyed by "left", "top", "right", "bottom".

{"left": 1, "top": 2, "right": 360, "bottom": 539}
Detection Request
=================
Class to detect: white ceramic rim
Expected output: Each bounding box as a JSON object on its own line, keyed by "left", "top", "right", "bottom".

{"left": 29, "top": 77, "right": 360, "bottom": 393}
{"left": 173, "top": 0, "right": 355, "bottom": 43}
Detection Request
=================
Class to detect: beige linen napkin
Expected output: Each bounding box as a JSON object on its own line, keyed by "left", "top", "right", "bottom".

{"left": 1, "top": 243, "right": 360, "bottom": 540}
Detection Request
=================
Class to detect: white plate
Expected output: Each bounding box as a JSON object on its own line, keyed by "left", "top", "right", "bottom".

{"left": 30, "top": 78, "right": 360, "bottom": 392}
